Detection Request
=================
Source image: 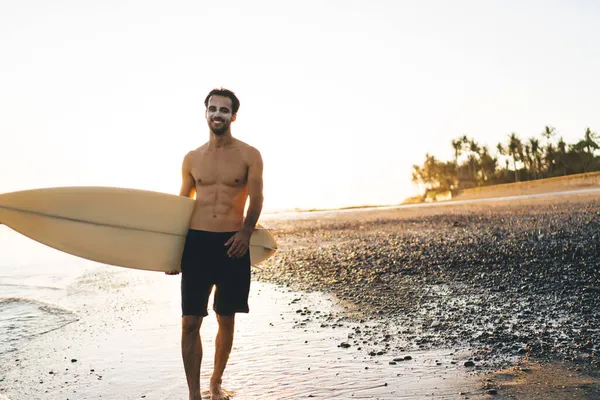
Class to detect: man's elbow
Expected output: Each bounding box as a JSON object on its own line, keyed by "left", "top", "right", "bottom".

{"left": 249, "top": 194, "right": 264, "bottom": 206}
{"left": 180, "top": 188, "right": 196, "bottom": 199}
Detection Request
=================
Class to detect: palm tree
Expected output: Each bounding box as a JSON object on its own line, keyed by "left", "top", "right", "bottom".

{"left": 583, "top": 128, "right": 599, "bottom": 172}
{"left": 468, "top": 139, "right": 481, "bottom": 181}
{"left": 583, "top": 127, "right": 599, "bottom": 153}
{"left": 451, "top": 138, "right": 463, "bottom": 166}
{"left": 524, "top": 144, "right": 532, "bottom": 180}
{"left": 507, "top": 133, "right": 522, "bottom": 182}
{"left": 460, "top": 135, "right": 470, "bottom": 160}
{"left": 572, "top": 128, "right": 599, "bottom": 172}
{"left": 543, "top": 143, "right": 556, "bottom": 177}
{"left": 542, "top": 126, "right": 556, "bottom": 144}
{"left": 540, "top": 125, "right": 556, "bottom": 177}
{"left": 496, "top": 143, "right": 505, "bottom": 156}
{"left": 529, "top": 137, "right": 540, "bottom": 180}
{"left": 557, "top": 137, "right": 567, "bottom": 176}
{"left": 469, "top": 139, "right": 481, "bottom": 156}
{"left": 517, "top": 140, "right": 525, "bottom": 178}
{"left": 496, "top": 143, "right": 508, "bottom": 181}
{"left": 479, "top": 146, "right": 497, "bottom": 183}
{"left": 465, "top": 154, "right": 476, "bottom": 183}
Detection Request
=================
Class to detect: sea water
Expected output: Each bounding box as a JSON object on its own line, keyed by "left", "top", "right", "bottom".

{"left": 0, "top": 226, "right": 90, "bottom": 358}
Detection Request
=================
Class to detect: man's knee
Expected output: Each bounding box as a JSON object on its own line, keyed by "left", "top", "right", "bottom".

{"left": 182, "top": 315, "right": 203, "bottom": 335}
{"left": 216, "top": 314, "right": 235, "bottom": 330}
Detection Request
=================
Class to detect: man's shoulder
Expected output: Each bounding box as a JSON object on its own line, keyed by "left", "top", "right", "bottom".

{"left": 233, "top": 138, "right": 261, "bottom": 156}
{"left": 187, "top": 143, "right": 210, "bottom": 157}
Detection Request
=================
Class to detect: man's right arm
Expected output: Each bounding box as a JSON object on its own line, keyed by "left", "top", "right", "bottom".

{"left": 166, "top": 152, "right": 195, "bottom": 276}
{"left": 179, "top": 152, "right": 196, "bottom": 199}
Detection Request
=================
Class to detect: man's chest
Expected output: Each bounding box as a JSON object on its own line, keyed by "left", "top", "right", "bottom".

{"left": 190, "top": 152, "right": 248, "bottom": 187}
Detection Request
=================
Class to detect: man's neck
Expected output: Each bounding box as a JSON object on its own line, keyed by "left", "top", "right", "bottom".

{"left": 208, "top": 131, "right": 233, "bottom": 149}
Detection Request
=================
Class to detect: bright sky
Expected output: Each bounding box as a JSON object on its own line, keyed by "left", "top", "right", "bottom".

{"left": 2, "top": 0, "right": 600, "bottom": 211}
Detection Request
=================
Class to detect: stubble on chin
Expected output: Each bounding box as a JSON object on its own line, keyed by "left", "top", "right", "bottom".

{"left": 210, "top": 124, "right": 227, "bottom": 136}
{"left": 208, "top": 120, "right": 223, "bottom": 135}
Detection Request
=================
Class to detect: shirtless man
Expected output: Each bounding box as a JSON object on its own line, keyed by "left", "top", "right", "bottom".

{"left": 168, "top": 88, "right": 264, "bottom": 400}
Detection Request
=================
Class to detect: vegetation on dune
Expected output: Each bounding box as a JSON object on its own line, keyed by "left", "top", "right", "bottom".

{"left": 412, "top": 126, "right": 600, "bottom": 198}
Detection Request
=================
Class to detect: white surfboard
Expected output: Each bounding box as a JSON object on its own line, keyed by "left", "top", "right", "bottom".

{"left": 0, "top": 187, "right": 278, "bottom": 272}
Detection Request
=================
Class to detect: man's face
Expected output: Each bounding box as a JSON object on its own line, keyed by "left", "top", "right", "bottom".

{"left": 206, "top": 95, "right": 236, "bottom": 136}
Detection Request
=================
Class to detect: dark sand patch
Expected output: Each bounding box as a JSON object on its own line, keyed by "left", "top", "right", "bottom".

{"left": 486, "top": 360, "right": 600, "bottom": 399}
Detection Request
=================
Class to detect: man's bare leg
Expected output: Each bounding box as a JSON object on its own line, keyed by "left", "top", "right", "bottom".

{"left": 182, "top": 316, "right": 204, "bottom": 400}
{"left": 210, "top": 314, "right": 235, "bottom": 400}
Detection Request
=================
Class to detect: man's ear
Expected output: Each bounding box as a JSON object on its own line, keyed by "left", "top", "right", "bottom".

{"left": 232, "top": 113, "right": 237, "bottom": 122}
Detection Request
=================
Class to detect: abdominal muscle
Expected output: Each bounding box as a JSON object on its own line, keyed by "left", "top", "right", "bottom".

{"left": 188, "top": 183, "right": 248, "bottom": 232}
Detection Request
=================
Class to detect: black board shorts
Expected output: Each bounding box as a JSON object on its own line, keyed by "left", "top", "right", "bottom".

{"left": 180, "top": 229, "right": 251, "bottom": 317}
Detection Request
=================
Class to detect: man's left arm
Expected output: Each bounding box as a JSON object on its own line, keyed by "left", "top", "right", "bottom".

{"left": 226, "top": 148, "right": 264, "bottom": 258}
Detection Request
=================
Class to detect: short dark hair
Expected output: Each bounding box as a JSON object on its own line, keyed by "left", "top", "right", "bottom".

{"left": 204, "top": 88, "right": 240, "bottom": 114}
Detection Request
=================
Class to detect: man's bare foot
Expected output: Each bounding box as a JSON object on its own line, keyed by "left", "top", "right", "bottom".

{"left": 209, "top": 380, "right": 231, "bottom": 400}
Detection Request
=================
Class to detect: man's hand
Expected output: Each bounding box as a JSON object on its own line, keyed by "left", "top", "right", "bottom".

{"left": 165, "top": 270, "right": 180, "bottom": 275}
{"left": 225, "top": 229, "right": 252, "bottom": 258}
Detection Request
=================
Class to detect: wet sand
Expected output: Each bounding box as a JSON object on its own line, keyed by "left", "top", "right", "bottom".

{"left": 486, "top": 360, "right": 600, "bottom": 399}
{"left": 0, "top": 267, "right": 488, "bottom": 399}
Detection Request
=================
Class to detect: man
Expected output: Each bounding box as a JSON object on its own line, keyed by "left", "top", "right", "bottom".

{"left": 167, "top": 88, "right": 264, "bottom": 400}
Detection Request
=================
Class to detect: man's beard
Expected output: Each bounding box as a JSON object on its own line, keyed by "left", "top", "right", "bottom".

{"left": 209, "top": 120, "right": 229, "bottom": 136}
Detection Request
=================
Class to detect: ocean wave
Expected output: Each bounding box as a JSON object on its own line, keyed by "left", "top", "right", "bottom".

{"left": 0, "top": 297, "right": 74, "bottom": 311}
{"left": 0, "top": 298, "right": 78, "bottom": 357}
{"left": 0, "top": 282, "right": 63, "bottom": 291}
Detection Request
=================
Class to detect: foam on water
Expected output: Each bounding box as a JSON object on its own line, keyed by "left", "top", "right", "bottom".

{"left": 0, "top": 298, "right": 77, "bottom": 356}
{"left": 0, "top": 226, "right": 94, "bottom": 361}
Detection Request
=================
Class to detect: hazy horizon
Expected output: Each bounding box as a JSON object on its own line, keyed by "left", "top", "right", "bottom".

{"left": 2, "top": 0, "right": 600, "bottom": 211}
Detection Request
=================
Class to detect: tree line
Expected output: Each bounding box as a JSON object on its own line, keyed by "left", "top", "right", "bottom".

{"left": 412, "top": 126, "right": 600, "bottom": 195}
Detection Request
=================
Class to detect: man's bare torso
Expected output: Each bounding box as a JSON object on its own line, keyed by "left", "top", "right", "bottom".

{"left": 183, "top": 139, "right": 258, "bottom": 232}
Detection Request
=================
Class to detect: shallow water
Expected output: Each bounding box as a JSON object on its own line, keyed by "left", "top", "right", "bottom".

{"left": 0, "top": 298, "right": 77, "bottom": 356}
{"left": 0, "top": 227, "right": 90, "bottom": 358}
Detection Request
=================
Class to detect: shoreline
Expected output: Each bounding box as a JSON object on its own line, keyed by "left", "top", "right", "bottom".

{"left": 262, "top": 186, "right": 600, "bottom": 223}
